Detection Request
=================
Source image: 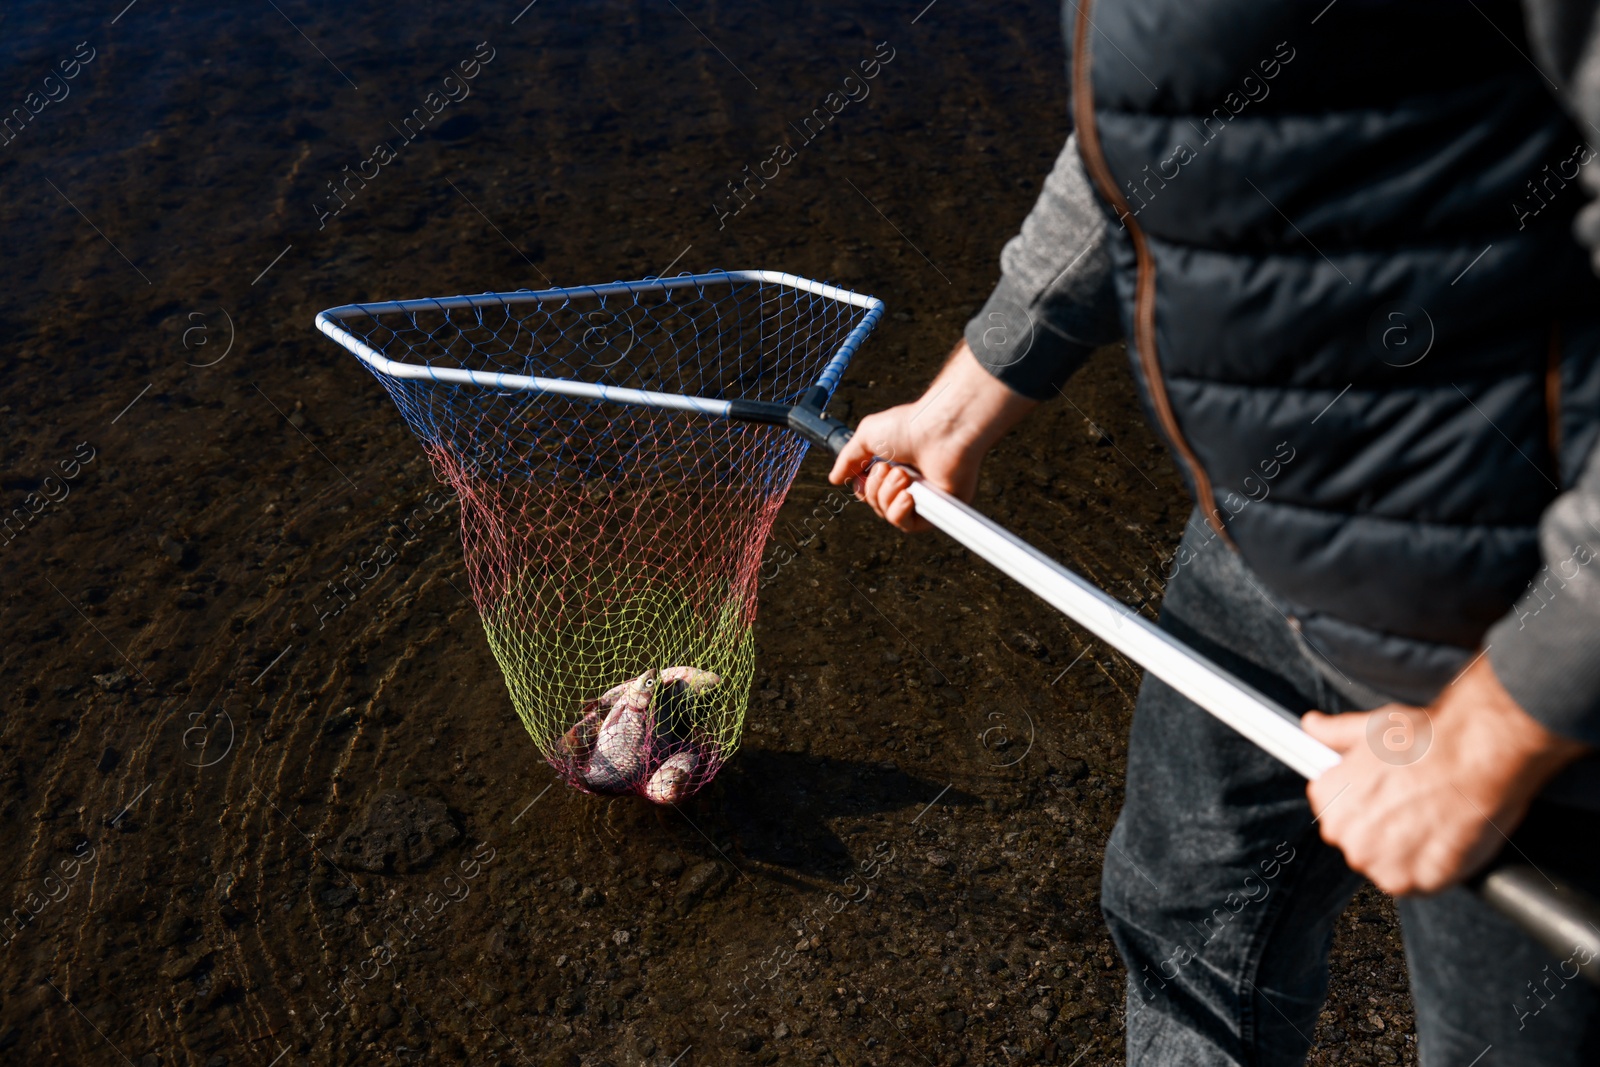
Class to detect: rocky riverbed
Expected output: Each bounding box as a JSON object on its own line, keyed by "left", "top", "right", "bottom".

{"left": 0, "top": 1, "right": 1416, "bottom": 1063}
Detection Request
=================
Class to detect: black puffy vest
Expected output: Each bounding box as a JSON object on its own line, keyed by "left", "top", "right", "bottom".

{"left": 1067, "top": 0, "right": 1600, "bottom": 702}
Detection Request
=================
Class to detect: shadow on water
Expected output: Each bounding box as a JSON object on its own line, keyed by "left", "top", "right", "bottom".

{"left": 714, "top": 746, "right": 977, "bottom": 879}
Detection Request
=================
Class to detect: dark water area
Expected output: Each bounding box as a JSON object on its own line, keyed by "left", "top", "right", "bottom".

{"left": 0, "top": 2, "right": 1412, "bottom": 1065}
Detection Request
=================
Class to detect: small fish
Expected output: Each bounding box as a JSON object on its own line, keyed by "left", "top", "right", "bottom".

{"left": 657, "top": 665, "right": 721, "bottom": 693}
{"left": 556, "top": 669, "right": 655, "bottom": 780}
{"left": 583, "top": 669, "right": 658, "bottom": 792}
{"left": 651, "top": 666, "right": 721, "bottom": 750}
{"left": 556, "top": 706, "right": 602, "bottom": 768}
{"left": 568, "top": 665, "right": 723, "bottom": 796}
{"left": 643, "top": 748, "right": 701, "bottom": 805}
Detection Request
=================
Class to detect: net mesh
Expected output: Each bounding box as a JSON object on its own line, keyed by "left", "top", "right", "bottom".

{"left": 331, "top": 274, "right": 870, "bottom": 802}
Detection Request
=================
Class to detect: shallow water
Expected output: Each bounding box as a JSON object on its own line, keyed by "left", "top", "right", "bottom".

{"left": 0, "top": 2, "right": 1413, "bottom": 1064}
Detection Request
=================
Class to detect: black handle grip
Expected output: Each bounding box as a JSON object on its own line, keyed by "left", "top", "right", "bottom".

{"left": 725, "top": 396, "right": 856, "bottom": 454}
{"left": 786, "top": 405, "right": 854, "bottom": 454}
{"left": 1475, "top": 864, "right": 1600, "bottom": 984}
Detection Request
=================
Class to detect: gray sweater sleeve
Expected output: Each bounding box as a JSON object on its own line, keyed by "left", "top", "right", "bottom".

{"left": 1489, "top": 450, "right": 1600, "bottom": 745}
{"left": 962, "top": 134, "right": 1122, "bottom": 400}
{"left": 1486, "top": 0, "right": 1600, "bottom": 743}
{"left": 1523, "top": 0, "right": 1600, "bottom": 270}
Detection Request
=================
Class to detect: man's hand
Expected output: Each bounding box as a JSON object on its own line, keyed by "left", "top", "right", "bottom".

{"left": 827, "top": 339, "right": 1037, "bottom": 531}
{"left": 1303, "top": 655, "right": 1587, "bottom": 895}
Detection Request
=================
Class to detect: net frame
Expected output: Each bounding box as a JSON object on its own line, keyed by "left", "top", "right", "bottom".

{"left": 317, "top": 269, "right": 884, "bottom": 802}
{"left": 316, "top": 270, "right": 881, "bottom": 420}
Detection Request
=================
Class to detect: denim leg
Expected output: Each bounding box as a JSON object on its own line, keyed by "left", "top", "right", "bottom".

{"left": 1104, "top": 515, "right": 1600, "bottom": 1065}
{"left": 1103, "top": 522, "right": 1364, "bottom": 1066}
{"left": 1399, "top": 816, "right": 1600, "bottom": 1067}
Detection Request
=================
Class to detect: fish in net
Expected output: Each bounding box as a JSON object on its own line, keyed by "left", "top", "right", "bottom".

{"left": 317, "top": 270, "right": 882, "bottom": 803}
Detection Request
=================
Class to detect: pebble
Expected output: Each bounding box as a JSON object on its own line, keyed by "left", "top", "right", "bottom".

{"left": 92, "top": 670, "right": 131, "bottom": 693}
{"left": 323, "top": 707, "right": 359, "bottom": 734}
{"left": 158, "top": 534, "right": 187, "bottom": 562}
{"left": 319, "top": 886, "right": 356, "bottom": 909}
{"left": 333, "top": 790, "right": 459, "bottom": 873}
{"left": 160, "top": 948, "right": 211, "bottom": 981}
{"left": 677, "top": 861, "right": 730, "bottom": 909}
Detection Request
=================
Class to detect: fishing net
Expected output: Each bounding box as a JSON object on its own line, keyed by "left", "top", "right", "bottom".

{"left": 318, "top": 271, "right": 880, "bottom": 803}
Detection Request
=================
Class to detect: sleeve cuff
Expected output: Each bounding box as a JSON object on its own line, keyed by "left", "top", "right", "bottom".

{"left": 963, "top": 275, "right": 1098, "bottom": 402}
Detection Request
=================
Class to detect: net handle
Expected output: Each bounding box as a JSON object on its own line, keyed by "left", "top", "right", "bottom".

{"left": 315, "top": 270, "right": 885, "bottom": 413}
{"left": 734, "top": 404, "right": 1600, "bottom": 986}
{"left": 821, "top": 426, "right": 1600, "bottom": 985}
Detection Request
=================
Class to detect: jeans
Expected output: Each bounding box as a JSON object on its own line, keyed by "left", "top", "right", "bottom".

{"left": 1102, "top": 513, "right": 1600, "bottom": 1065}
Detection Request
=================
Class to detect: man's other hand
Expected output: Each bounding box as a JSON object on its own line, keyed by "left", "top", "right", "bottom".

{"left": 1303, "top": 656, "right": 1588, "bottom": 895}
{"left": 827, "top": 338, "right": 1037, "bottom": 531}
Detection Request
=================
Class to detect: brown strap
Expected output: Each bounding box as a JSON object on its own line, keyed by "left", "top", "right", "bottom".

{"left": 1069, "top": 0, "right": 1234, "bottom": 543}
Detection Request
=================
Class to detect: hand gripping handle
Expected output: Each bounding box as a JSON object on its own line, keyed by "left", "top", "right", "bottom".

{"left": 801, "top": 417, "right": 1600, "bottom": 984}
